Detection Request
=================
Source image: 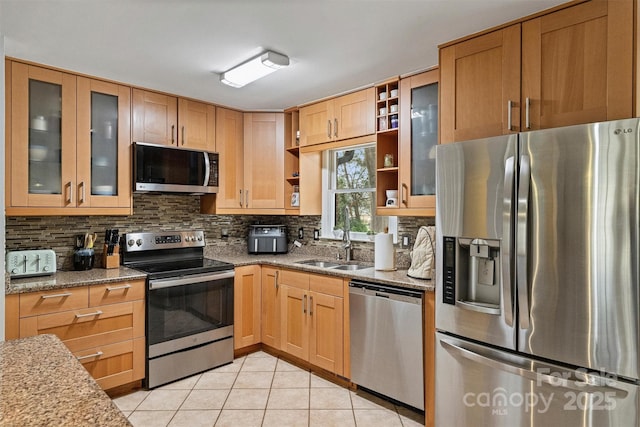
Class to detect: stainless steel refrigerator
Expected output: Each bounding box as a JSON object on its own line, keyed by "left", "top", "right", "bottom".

{"left": 435, "top": 119, "right": 640, "bottom": 426}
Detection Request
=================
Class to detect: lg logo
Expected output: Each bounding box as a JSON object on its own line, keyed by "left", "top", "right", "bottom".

{"left": 614, "top": 128, "right": 633, "bottom": 135}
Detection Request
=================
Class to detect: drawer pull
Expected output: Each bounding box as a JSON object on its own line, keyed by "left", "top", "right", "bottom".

{"left": 41, "top": 292, "right": 72, "bottom": 299}
{"left": 77, "top": 351, "right": 103, "bottom": 361}
{"left": 106, "top": 284, "right": 132, "bottom": 291}
{"left": 75, "top": 310, "right": 103, "bottom": 318}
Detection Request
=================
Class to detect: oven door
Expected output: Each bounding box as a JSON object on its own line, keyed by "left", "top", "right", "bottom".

{"left": 147, "top": 270, "right": 234, "bottom": 358}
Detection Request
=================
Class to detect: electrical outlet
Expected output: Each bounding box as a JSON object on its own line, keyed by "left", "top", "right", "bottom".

{"left": 313, "top": 229, "right": 320, "bottom": 240}
{"left": 402, "top": 234, "right": 411, "bottom": 248}
{"left": 221, "top": 229, "right": 229, "bottom": 239}
{"left": 298, "top": 227, "right": 304, "bottom": 239}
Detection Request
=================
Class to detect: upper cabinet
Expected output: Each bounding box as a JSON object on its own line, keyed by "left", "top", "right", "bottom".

{"left": 201, "top": 110, "right": 285, "bottom": 214}
{"left": 6, "top": 60, "right": 132, "bottom": 215}
{"left": 376, "top": 71, "right": 439, "bottom": 217}
{"left": 299, "top": 88, "right": 375, "bottom": 146}
{"left": 440, "top": 0, "right": 633, "bottom": 143}
{"left": 132, "top": 89, "right": 215, "bottom": 150}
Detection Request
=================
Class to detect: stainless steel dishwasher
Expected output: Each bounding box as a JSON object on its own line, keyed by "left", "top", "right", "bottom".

{"left": 349, "top": 280, "right": 424, "bottom": 410}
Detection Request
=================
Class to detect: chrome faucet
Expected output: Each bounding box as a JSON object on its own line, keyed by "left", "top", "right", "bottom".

{"left": 342, "top": 205, "right": 352, "bottom": 262}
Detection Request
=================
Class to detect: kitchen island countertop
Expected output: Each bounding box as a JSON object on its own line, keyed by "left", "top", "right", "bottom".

{"left": 0, "top": 334, "right": 131, "bottom": 426}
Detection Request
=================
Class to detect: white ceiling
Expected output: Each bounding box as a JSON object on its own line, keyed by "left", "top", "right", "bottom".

{"left": 1, "top": 0, "right": 568, "bottom": 111}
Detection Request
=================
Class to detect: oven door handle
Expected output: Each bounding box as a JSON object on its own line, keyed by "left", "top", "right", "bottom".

{"left": 149, "top": 270, "right": 235, "bottom": 290}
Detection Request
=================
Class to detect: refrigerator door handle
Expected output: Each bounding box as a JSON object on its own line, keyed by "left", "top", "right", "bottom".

{"left": 502, "top": 155, "right": 515, "bottom": 326}
{"left": 517, "top": 154, "right": 531, "bottom": 329}
{"left": 440, "top": 338, "right": 629, "bottom": 396}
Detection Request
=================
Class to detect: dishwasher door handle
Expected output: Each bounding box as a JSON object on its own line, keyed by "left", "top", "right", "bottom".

{"left": 375, "top": 292, "right": 390, "bottom": 298}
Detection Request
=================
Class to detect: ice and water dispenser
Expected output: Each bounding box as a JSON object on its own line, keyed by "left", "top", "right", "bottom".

{"left": 442, "top": 236, "right": 501, "bottom": 312}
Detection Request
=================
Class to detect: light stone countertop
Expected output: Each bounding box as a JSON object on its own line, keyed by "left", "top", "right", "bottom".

{"left": 5, "top": 267, "right": 147, "bottom": 295}
{"left": 209, "top": 252, "right": 435, "bottom": 292}
{"left": 5, "top": 253, "right": 433, "bottom": 295}
{"left": 0, "top": 334, "right": 131, "bottom": 426}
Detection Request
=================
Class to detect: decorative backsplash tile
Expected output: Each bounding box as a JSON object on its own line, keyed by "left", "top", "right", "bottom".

{"left": 6, "top": 194, "right": 433, "bottom": 270}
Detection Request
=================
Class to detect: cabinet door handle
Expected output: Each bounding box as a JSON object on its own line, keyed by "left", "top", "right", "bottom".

{"left": 66, "top": 181, "right": 74, "bottom": 204}
{"left": 239, "top": 189, "right": 243, "bottom": 207}
{"left": 309, "top": 295, "right": 313, "bottom": 316}
{"left": 303, "top": 294, "right": 307, "bottom": 315}
{"left": 246, "top": 190, "right": 249, "bottom": 208}
{"left": 274, "top": 270, "right": 279, "bottom": 290}
{"left": 334, "top": 118, "right": 338, "bottom": 138}
{"left": 507, "top": 100, "right": 513, "bottom": 131}
{"left": 401, "top": 183, "right": 409, "bottom": 206}
{"left": 327, "top": 120, "right": 332, "bottom": 138}
{"left": 77, "top": 351, "right": 103, "bottom": 361}
{"left": 106, "top": 284, "right": 132, "bottom": 291}
{"left": 75, "top": 310, "right": 103, "bottom": 318}
{"left": 525, "top": 97, "right": 531, "bottom": 130}
{"left": 181, "top": 126, "right": 185, "bottom": 146}
{"left": 41, "top": 292, "right": 72, "bottom": 299}
{"left": 171, "top": 125, "right": 176, "bottom": 145}
{"left": 79, "top": 181, "right": 85, "bottom": 203}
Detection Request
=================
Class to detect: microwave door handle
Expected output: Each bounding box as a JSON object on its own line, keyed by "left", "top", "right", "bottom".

{"left": 203, "top": 152, "right": 211, "bottom": 186}
{"left": 517, "top": 154, "right": 531, "bottom": 329}
{"left": 502, "top": 156, "right": 515, "bottom": 327}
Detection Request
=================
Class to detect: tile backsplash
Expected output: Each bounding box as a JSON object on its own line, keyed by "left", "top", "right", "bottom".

{"left": 6, "top": 194, "right": 433, "bottom": 270}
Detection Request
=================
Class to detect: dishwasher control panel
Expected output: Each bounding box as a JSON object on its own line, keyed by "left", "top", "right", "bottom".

{"left": 6, "top": 249, "right": 57, "bottom": 278}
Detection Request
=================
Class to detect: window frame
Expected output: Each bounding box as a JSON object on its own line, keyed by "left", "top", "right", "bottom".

{"left": 321, "top": 142, "right": 397, "bottom": 242}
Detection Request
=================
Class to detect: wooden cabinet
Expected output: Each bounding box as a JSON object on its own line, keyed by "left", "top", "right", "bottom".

{"left": 202, "top": 111, "right": 285, "bottom": 214}
{"left": 299, "top": 88, "right": 375, "bottom": 146}
{"left": 440, "top": 24, "right": 520, "bottom": 143}
{"left": 377, "top": 71, "right": 439, "bottom": 217}
{"left": 5, "top": 279, "right": 145, "bottom": 391}
{"left": 234, "top": 265, "right": 262, "bottom": 350}
{"left": 6, "top": 60, "right": 132, "bottom": 215}
{"left": 261, "top": 266, "right": 281, "bottom": 349}
{"left": 284, "top": 109, "right": 300, "bottom": 214}
{"left": 132, "top": 88, "right": 215, "bottom": 150}
{"left": 521, "top": 0, "right": 632, "bottom": 130}
{"left": 440, "top": 0, "right": 633, "bottom": 143}
{"left": 279, "top": 269, "right": 344, "bottom": 375}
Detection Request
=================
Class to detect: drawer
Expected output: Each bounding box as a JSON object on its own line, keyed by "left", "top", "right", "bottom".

{"left": 89, "top": 279, "right": 145, "bottom": 307}
{"left": 76, "top": 336, "right": 145, "bottom": 390}
{"left": 310, "top": 274, "right": 344, "bottom": 297}
{"left": 19, "top": 287, "right": 88, "bottom": 317}
{"left": 19, "top": 300, "right": 144, "bottom": 351}
{"left": 280, "top": 269, "right": 310, "bottom": 290}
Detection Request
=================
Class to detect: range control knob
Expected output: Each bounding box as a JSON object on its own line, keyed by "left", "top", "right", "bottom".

{"left": 197, "top": 235, "right": 203, "bottom": 241}
{"left": 43, "top": 266, "right": 50, "bottom": 272}
{"left": 128, "top": 239, "right": 135, "bottom": 247}
{"left": 11, "top": 268, "right": 18, "bottom": 274}
{"left": 136, "top": 239, "right": 143, "bottom": 247}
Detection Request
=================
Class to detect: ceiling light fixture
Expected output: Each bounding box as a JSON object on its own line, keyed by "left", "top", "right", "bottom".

{"left": 220, "top": 50, "right": 290, "bottom": 88}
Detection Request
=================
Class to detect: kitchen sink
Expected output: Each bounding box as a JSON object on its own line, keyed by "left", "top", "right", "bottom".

{"left": 295, "top": 259, "right": 372, "bottom": 271}
{"left": 332, "top": 264, "right": 371, "bottom": 271}
{"left": 295, "top": 259, "right": 341, "bottom": 268}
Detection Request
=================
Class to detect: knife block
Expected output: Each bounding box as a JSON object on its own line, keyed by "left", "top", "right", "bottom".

{"left": 102, "top": 244, "right": 120, "bottom": 269}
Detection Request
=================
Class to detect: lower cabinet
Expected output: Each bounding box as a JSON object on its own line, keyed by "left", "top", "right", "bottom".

{"left": 5, "top": 279, "right": 146, "bottom": 391}
{"left": 261, "top": 266, "right": 281, "bottom": 349}
{"left": 233, "top": 265, "right": 262, "bottom": 349}
{"left": 280, "top": 269, "right": 344, "bottom": 376}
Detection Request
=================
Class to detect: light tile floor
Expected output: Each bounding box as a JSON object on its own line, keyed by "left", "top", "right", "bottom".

{"left": 113, "top": 351, "right": 424, "bottom": 427}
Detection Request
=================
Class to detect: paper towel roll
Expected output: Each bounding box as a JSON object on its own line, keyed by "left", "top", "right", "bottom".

{"left": 375, "top": 233, "right": 396, "bottom": 271}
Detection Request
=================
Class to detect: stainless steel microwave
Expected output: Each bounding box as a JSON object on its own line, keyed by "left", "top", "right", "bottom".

{"left": 133, "top": 142, "right": 219, "bottom": 194}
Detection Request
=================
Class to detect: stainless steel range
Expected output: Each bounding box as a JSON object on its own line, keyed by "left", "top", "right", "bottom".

{"left": 121, "top": 230, "right": 234, "bottom": 389}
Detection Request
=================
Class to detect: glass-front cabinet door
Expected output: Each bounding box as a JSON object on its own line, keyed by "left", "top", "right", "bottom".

{"left": 9, "top": 62, "right": 77, "bottom": 208}
{"left": 399, "top": 69, "right": 438, "bottom": 211}
{"left": 76, "top": 77, "right": 131, "bottom": 208}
